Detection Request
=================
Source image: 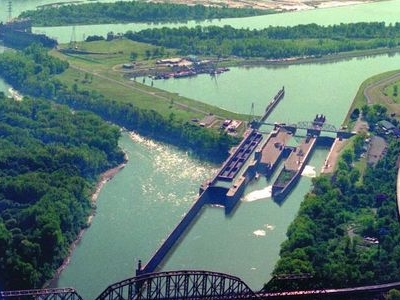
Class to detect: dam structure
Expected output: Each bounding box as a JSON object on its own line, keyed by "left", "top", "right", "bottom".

{"left": 137, "top": 88, "right": 285, "bottom": 276}
{"left": 137, "top": 126, "right": 265, "bottom": 275}
{"left": 136, "top": 87, "right": 353, "bottom": 276}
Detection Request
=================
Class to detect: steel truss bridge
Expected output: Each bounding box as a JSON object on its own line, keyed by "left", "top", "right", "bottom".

{"left": 3, "top": 270, "right": 400, "bottom": 300}
{"left": 1, "top": 271, "right": 258, "bottom": 300}
{"left": 260, "top": 121, "right": 338, "bottom": 134}
{"left": 0, "top": 288, "right": 83, "bottom": 300}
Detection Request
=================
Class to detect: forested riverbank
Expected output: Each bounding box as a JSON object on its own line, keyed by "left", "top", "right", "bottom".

{"left": 0, "top": 44, "right": 239, "bottom": 163}
{"left": 0, "top": 43, "right": 240, "bottom": 289}
{"left": 265, "top": 102, "right": 400, "bottom": 290}
{"left": 0, "top": 95, "right": 125, "bottom": 289}
{"left": 126, "top": 22, "right": 400, "bottom": 59}
{"left": 19, "top": 2, "right": 272, "bottom": 26}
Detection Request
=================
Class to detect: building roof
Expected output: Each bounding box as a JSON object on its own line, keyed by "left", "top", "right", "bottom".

{"left": 377, "top": 120, "right": 395, "bottom": 130}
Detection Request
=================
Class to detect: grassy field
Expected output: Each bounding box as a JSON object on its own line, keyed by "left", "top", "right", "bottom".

{"left": 384, "top": 81, "right": 400, "bottom": 104}
{"left": 51, "top": 39, "right": 250, "bottom": 128}
{"left": 343, "top": 69, "right": 400, "bottom": 127}
{"left": 334, "top": 68, "right": 400, "bottom": 180}
{"left": 52, "top": 38, "right": 400, "bottom": 137}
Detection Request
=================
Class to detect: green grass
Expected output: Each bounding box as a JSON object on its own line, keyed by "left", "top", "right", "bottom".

{"left": 384, "top": 82, "right": 400, "bottom": 103}
{"left": 343, "top": 69, "right": 400, "bottom": 127}
{"left": 52, "top": 40, "right": 249, "bottom": 123}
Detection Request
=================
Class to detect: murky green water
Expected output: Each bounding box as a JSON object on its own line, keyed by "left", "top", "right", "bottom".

{"left": 5, "top": 0, "right": 400, "bottom": 43}
{"left": 146, "top": 53, "right": 400, "bottom": 127}
{"left": 1, "top": 0, "right": 400, "bottom": 297}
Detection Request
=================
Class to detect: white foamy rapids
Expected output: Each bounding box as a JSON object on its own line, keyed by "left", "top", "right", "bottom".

{"left": 253, "top": 230, "right": 266, "bottom": 236}
{"left": 301, "top": 165, "right": 317, "bottom": 178}
{"left": 264, "top": 223, "right": 275, "bottom": 231}
{"left": 242, "top": 186, "right": 272, "bottom": 202}
{"left": 253, "top": 223, "right": 275, "bottom": 237}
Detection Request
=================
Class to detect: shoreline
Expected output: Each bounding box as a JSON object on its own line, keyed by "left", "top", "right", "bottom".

{"left": 30, "top": 0, "right": 380, "bottom": 27}
{"left": 45, "top": 159, "right": 128, "bottom": 288}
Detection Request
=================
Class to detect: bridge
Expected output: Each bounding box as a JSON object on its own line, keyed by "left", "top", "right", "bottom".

{"left": 3, "top": 270, "right": 400, "bottom": 300}
{"left": 259, "top": 120, "right": 338, "bottom": 134}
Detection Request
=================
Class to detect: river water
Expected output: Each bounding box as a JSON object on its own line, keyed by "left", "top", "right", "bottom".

{"left": 2, "top": 0, "right": 400, "bottom": 42}
{"left": 32, "top": 0, "right": 400, "bottom": 43}
{"left": 1, "top": 0, "right": 400, "bottom": 298}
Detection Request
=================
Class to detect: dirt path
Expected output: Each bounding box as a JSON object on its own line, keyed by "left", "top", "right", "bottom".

{"left": 151, "top": 0, "right": 371, "bottom": 12}
{"left": 69, "top": 64, "right": 226, "bottom": 120}
{"left": 364, "top": 72, "right": 400, "bottom": 105}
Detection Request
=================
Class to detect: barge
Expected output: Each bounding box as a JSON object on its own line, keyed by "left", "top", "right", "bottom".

{"left": 256, "top": 124, "right": 295, "bottom": 177}
{"left": 272, "top": 135, "right": 317, "bottom": 203}
{"left": 271, "top": 115, "right": 327, "bottom": 203}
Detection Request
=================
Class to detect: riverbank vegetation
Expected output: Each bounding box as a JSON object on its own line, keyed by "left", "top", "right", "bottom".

{"left": 266, "top": 133, "right": 400, "bottom": 290}
{"left": 0, "top": 44, "right": 240, "bottom": 162}
{"left": 0, "top": 95, "right": 125, "bottom": 289}
{"left": 265, "top": 74, "right": 400, "bottom": 290}
{"left": 19, "top": 1, "right": 273, "bottom": 26}
{"left": 126, "top": 22, "right": 400, "bottom": 59}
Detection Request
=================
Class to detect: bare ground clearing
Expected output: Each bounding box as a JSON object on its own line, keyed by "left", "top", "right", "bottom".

{"left": 148, "top": 0, "right": 372, "bottom": 12}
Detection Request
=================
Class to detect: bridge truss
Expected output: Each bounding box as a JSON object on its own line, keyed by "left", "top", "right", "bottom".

{"left": 3, "top": 271, "right": 400, "bottom": 299}
{"left": 96, "top": 270, "right": 259, "bottom": 300}
{"left": 259, "top": 121, "right": 338, "bottom": 133}
{"left": 1, "top": 288, "right": 83, "bottom": 300}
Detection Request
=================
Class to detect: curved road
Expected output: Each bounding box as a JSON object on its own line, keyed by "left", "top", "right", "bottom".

{"left": 364, "top": 72, "right": 400, "bottom": 105}
{"left": 363, "top": 71, "right": 400, "bottom": 217}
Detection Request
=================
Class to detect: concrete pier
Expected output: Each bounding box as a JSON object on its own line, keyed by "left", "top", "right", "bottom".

{"left": 138, "top": 187, "right": 212, "bottom": 275}
{"left": 257, "top": 126, "right": 295, "bottom": 177}
{"left": 138, "top": 129, "right": 264, "bottom": 275}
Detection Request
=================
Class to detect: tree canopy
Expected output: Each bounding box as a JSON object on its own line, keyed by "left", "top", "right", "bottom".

{"left": 0, "top": 44, "right": 239, "bottom": 163}
{"left": 20, "top": 1, "right": 272, "bottom": 26}
{"left": 0, "top": 95, "right": 125, "bottom": 289}
{"left": 265, "top": 132, "right": 400, "bottom": 291}
{"left": 126, "top": 22, "right": 400, "bottom": 58}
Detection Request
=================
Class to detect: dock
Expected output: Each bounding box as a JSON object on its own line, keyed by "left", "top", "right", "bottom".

{"left": 136, "top": 92, "right": 352, "bottom": 277}
{"left": 259, "top": 86, "right": 285, "bottom": 124}
{"left": 271, "top": 115, "right": 328, "bottom": 202}
{"left": 138, "top": 128, "right": 264, "bottom": 275}
{"left": 251, "top": 86, "right": 285, "bottom": 129}
{"left": 321, "top": 137, "right": 348, "bottom": 174}
{"left": 256, "top": 125, "right": 295, "bottom": 177}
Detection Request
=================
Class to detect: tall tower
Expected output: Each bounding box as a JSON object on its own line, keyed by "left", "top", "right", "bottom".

{"left": 70, "top": 25, "right": 77, "bottom": 49}
{"left": 249, "top": 102, "right": 256, "bottom": 127}
{"left": 7, "top": 1, "right": 12, "bottom": 22}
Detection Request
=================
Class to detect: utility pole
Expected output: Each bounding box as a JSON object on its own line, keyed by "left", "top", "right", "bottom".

{"left": 70, "top": 25, "right": 77, "bottom": 49}
{"left": 7, "top": 1, "right": 12, "bottom": 22}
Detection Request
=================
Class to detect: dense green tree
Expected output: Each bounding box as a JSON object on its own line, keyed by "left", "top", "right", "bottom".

{"left": 268, "top": 128, "right": 400, "bottom": 290}
{"left": 0, "top": 44, "right": 238, "bottom": 163}
{"left": 20, "top": 2, "right": 272, "bottom": 26}
{"left": 125, "top": 22, "right": 400, "bottom": 59}
{"left": 386, "top": 289, "right": 400, "bottom": 300}
{"left": 0, "top": 95, "right": 125, "bottom": 289}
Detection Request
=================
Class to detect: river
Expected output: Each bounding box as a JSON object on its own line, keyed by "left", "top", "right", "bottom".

{"left": 1, "top": 0, "right": 400, "bottom": 298}
{"left": 32, "top": 0, "right": 400, "bottom": 43}
{"left": 2, "top": 0, "right": 400, "bottom": 43}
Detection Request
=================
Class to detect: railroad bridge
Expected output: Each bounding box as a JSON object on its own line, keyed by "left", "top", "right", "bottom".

{"left": 3, "top": 270, "right": 400, "bottom": 300}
